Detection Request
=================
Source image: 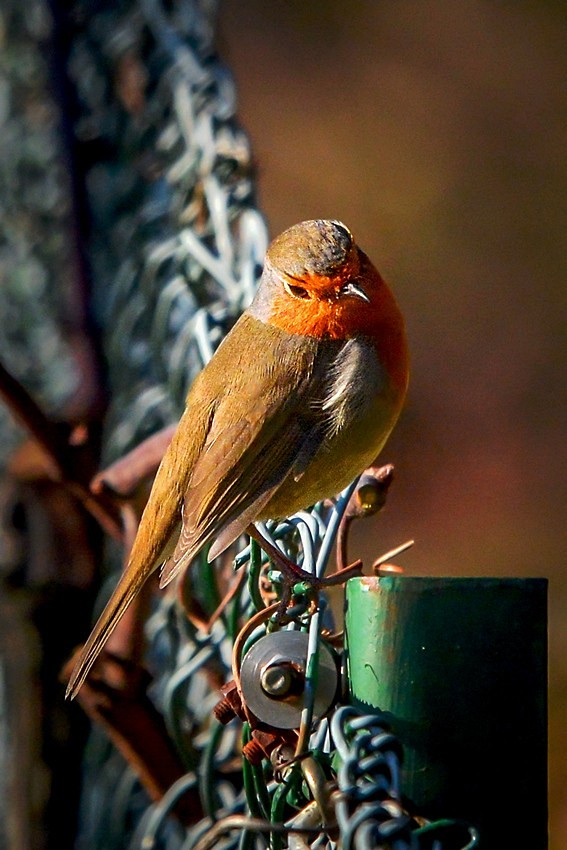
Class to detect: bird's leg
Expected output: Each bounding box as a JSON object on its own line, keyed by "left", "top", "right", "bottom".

{"left": 245, "top": 525, "right": 364, "bottom": 622}
{"left": 246, "top": 524, "right": 321, "bottom": 587}
{"left": 247, "top": 524, "right": 365, "bottom": 587}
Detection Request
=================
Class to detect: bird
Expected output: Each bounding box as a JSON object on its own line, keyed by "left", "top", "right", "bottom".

{"left": 66, "top": 219, "right": 409, "bottom": 699}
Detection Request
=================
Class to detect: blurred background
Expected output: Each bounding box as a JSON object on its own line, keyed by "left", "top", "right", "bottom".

{"left": 0, "top": 0, "right": 564, "bottom": 846}
{"left": 219, "top": 0, "right": 566, "bottom": 842}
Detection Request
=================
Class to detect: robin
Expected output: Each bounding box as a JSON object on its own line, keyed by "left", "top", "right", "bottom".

{"left": 67, "top": 219, "right": 409, "bottom": 698}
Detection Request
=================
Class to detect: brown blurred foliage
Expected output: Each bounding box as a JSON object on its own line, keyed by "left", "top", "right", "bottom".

{"left": 220, "top": 0, "right": 566, "bottom": 845}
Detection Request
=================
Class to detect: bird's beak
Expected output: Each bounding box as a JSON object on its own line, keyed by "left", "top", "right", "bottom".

{"left": 340, "top": 280, "right": 370, "bottom": 303}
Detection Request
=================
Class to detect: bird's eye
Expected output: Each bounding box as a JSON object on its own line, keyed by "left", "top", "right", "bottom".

{"left": 283, "top": 280, "right": 310, "bottom": 299}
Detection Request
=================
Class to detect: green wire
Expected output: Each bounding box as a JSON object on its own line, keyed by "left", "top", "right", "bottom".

{"left": 226, "top": 562, "right": 247, "bottom": 640}
{"left": 414, "top": 819, "right": 480, "bottom": 848}
{"left": 251, "top": 761, "right": 271, "bottom": 821}
{"left": 241, "top": 724, "right": 263, "bottom": 819}
{"left": 269, "top": 768, "right": 301, "bottom": 850}
{"left": 198, "top": 719, "right": 224, "bottom": 820}
{"left": 198, "top": 547, "right": 221, "bottom": 613}
{"left": 247, "top": 537, "right": 266, "bottom": 611}
{"left": 269, "top": 785, "right": 287, "bottom": 850}
{"left": 241, "top": 724, "right": 272, "bottom": 826}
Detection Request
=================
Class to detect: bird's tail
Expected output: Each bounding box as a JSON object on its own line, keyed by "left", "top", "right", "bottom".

{"left": 66, "top": 405, "right": 211, "bottom": 699}
{"left": 65, "top": 472, "right": 183, "bottom": 699}
{"left": 65, "top": 557, "right": 155, "bottom": 699}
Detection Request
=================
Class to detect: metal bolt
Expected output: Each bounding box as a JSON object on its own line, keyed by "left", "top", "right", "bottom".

{"left": 242, "top": 738, "right": 265, "bottom": 765}
{"left": 213, "top": 696, "right": 237, "bottom": 724}
{"left": 260, "top": 663, "right": 298, "bottom": 698}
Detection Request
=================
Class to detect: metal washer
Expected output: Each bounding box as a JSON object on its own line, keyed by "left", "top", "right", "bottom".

{"left": 240, "top": 631, "right": 338, "bottom": 729}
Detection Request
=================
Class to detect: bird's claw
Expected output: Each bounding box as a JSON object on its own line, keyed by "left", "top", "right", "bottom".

{"left": 247, "top": 524, "right": 364, "bottom": 623}
{"left": 268, "top": 558, "right": 365, "bottom": 624}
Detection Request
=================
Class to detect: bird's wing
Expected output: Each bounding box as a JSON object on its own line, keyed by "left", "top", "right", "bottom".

{"left": 159, "top": 331, "right": 330, "bottom": 586}
{"left": 66, "top": 315, "right": 333, "bottom": 699}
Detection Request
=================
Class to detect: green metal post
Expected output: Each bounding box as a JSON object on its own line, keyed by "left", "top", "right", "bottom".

{"left": 344, "top": 576, "right": 547, "bottom": 848}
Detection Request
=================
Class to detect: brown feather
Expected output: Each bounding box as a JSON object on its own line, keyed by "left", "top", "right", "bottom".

{"left": 65, "top": 377, "right": 216, "bottom": 698}
{"left": 159, "top": 329, "right": 329, "bottom": 585}
{"left": 67, "top": 317, "right": 322, "bottom": 697}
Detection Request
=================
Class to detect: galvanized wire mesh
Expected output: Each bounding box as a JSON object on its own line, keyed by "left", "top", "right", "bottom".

{"left": 65, "top": 1, "right": 265, "bottom": 844}
{"left": 67, "top": 0, "right": 266, "bottom": 465}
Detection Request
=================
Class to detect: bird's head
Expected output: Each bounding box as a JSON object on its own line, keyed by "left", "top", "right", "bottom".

{"left": 265, "top": 219, "right": 363, "bottom": 303}
{"left": 249, "top": 219, "right": 408, "bottom": 392}
{"left": 251, "top": 219, "right": 399, "bottom": 334}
